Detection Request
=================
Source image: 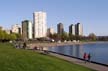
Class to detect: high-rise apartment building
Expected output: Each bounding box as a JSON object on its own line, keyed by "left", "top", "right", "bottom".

{"left": 33, "top": 11, "right": 47, "bottom": 38}
{"left": 47, "top": 28, "right": 55, "bottom": 36}
{"left": 69, "top": 24, "right": 75, "bottom": 35}
{"left": 57, "top": 23, "right": 64, "bottom": 35}
{"left": 22, "top": 20, "right": 32, "bottom": 40}
{"left": 75, "top": 23, "right": 83, "bottom": 36}
{"left": 11, "top": 24, "right": 21, "bottom": 34}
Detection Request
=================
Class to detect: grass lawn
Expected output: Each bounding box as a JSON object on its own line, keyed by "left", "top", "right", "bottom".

{"left": 0, "top": 43, "right": 95, "bottom": 71}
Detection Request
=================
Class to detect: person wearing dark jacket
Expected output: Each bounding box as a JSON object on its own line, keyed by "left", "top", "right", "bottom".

{"left": 88, "top": 53, "right": 91, "bottom": 62}
{"left": 23, "top": 42, "right": 26, "bottom": 49}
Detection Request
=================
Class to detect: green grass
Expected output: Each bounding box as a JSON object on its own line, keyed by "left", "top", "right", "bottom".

{"left": 0, "top": 43, "right": 95, "bottom": 71}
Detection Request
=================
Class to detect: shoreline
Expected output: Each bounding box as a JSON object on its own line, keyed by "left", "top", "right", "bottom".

{"left": 48, "top": 51, "right": 108, "bottom": 71}
{"left": 28, "top": 41, "right": 108, "bottom": 49}
{"left": 49, "top": 51, "right": 108, "bottom": 66}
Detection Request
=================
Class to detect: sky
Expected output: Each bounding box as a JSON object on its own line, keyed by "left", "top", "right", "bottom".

{"left": 0, "top": 0, "right": 108, "bottom": 36}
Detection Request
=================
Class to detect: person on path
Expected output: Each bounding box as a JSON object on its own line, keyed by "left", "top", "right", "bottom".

{"left": 83, "top": 53, "right": 87, "bottom": 63}
{"left": 88, "top": 53, "right": 91, "bottom": 62}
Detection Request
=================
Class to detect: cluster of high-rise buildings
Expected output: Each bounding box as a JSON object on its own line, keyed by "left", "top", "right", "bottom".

{"left": 57, "top": 23, "right": 83, "bottom": 36}
{"left": 22, "top": 11, "right": 48, "bottom": 40}
{"left": 9, "top": 11, "right": 51, "bottom": 40}
{"left": 69, "top": 23, "right": 83, "bottom": 36}
{"left": 0, "top": 11, "right": 83, "bottom": 40}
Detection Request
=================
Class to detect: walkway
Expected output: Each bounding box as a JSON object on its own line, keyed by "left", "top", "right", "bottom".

{"left": 48, "top": 52, "right": 108, "bottom": 71}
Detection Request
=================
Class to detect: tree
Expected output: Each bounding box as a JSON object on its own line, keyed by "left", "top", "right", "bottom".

{"left": 0, "top": 30, "right": 3, "bottom": 40}
{"left": 14, "top": 33, "right": 22, "bottom": 40}
{"left": 88, "top": 33, "right": 96, "bottom": 41}
{"left": 61, "top": 32, "right": 69, "bottom": 41}
{"left": 0, "top": 30, "right": 18, "bottom": 42}
{"left": 48, "top": 33, "right": 59, "bottom": 41}
{"left": 69, "top": 33, "right": 76, "bottom": 41}
{"left": 9, "top": 34, "right": 17, "bottom": 40}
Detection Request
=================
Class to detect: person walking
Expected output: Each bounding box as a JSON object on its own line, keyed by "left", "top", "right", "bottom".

{"left": 23, "top": 42, "right": 26, "bottom": 49}
{"left": 83, "top": 53, "right": 87, "bottom": 63}
{"left": 88, "top": 53, "right": 91, "bottom": 62}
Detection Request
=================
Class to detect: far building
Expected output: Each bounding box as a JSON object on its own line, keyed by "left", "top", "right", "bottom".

{"left": 33, "top": 11, "right": 47, "bottom": 38}
{"left": 75, "top": 23, "right": 83, "bottom": 36}
{"left": 57, "top": 23, "right": 64, "bottom": 35}
{"left": 47, "top": 28, "right": 55, "bottom": 36}
{"left": 22, "top": 20, "right": 33, "bottom": 40}
{"left": 11, "top": 24, "right": 21, "bottom": 34}
{"left": 69, "top": 24, "right": 75, "bottom": 35}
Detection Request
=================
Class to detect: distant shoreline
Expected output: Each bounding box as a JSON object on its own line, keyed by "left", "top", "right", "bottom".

{"left": 28, "top": 41, "right": 108, "bottom": 49}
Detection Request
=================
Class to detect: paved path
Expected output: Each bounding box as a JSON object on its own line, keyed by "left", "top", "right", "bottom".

{"left": 49, "top": 52, "right": 108, "bottom": 71}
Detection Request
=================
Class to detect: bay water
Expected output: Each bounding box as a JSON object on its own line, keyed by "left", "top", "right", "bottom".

{"left": 48, "top": 42, "right": 108, "bottom": 65}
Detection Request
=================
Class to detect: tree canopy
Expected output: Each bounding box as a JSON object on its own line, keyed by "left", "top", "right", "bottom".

{"left": 0, "top": 30, "right": 18, "bottom": 42}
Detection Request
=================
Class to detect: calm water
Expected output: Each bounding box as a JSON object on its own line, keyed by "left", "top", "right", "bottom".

{"left": 48, "top": 42, "right": 108, "bottom": 65}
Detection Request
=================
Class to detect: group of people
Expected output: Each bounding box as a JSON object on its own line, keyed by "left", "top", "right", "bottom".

{"left": 83, "top": 53, "right": 91, "bottom": 63}
{"left": 14, "top": 42, "right": 27, "bottom": 49}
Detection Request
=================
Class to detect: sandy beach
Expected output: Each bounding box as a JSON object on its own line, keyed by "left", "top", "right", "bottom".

{"left": 27, "top": 41, "right": 108, "bottom": 49}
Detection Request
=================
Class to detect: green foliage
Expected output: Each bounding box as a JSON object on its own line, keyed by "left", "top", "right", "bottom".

{"left": 49, "top": 32, "right": 84, "bottom": 41}
{"left": 69, "top": 33, "right": 75, "bottom": 40}
{"left": 0, "top": 30, "right": 19, "bottom": 41}
{"left": 14, "top": 33, "right": 22, "bottom": 39}
{"left": 48, "top": 32, "right": 98, "bottom": 42}
{"left": 60, "top": 32, "right": 69, "bottom": 41}
{"left": 9, "top": 34, "right": 17, "bottom": 40}
{"left": 88, "top": 33, "right": 96, "bottom": 41}
{"left": 48, "top": 33, "right": 59, "bottom": 40}
{"left": 97, "top": 36, "right": 108, "bottom": 41}
{"left": 0, "top": 43, "right": 95, "bottom": 71}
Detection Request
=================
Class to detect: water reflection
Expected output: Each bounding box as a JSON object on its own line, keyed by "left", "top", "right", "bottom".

{"left": 49, "top": 44, "right": 84, "bottom": 58}
{"left": 48, "top": 43, "right": 108, "bottom": 65}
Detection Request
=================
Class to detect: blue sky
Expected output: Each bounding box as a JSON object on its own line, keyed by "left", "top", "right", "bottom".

{"left": 0, "top": 0, "right": 108, "bottom": 36}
